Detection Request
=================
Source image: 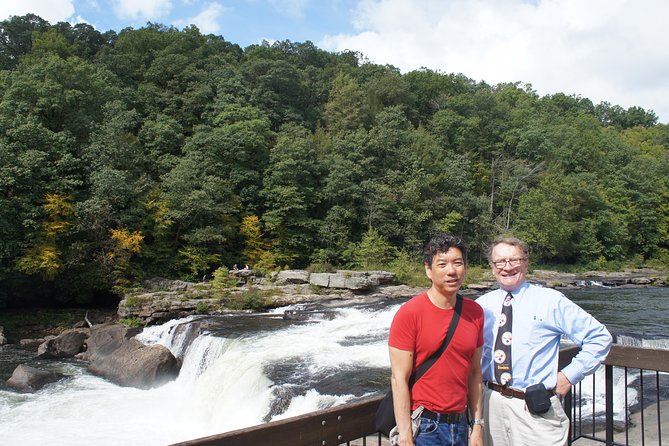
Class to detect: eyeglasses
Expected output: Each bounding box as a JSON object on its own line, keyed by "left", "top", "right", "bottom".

{"left": 491, "top": 258, "right": 527, "bottom": 269}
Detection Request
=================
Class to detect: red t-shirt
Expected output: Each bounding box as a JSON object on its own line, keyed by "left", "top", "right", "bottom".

{"left": 388, "top": 292, "right": 484, "bottom": 413}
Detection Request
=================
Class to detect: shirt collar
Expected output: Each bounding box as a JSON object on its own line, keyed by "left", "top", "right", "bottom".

{"left": 498, "top": 281, "right": 529, "bottom": 301}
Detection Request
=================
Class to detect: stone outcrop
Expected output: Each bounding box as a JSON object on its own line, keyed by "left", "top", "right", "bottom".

{"left": 37, "top": 328, "right": 89, "bottom": 359}
{"left": 114, "top": 267, "right": 666, "bottom": 327}
{"left": 0, "top": 326, "right": 6, "bottom": 346}
{"left": 6, "top": 364, "right": 66, "bottom": 393}
{"left": 84, "top": 323, "right": 179, "bottom": 389}
{"left": 118, "top": 270, "right": 401, "bottom": 325}
{"left": 275, "top": 269, "right": 310, "bottom": 284}
{"left": 526, "top": 269, "right": 668, "bottom": 289}
{"left": 310, "top": 270, "right": 396, "bottom": 290}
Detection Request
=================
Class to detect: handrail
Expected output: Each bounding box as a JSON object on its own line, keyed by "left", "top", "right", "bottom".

{"left": 173, "top": 344, "right": 668, "bottom": 446}
{"left": 171, "top": 395, "right": 384, "bottom": 446}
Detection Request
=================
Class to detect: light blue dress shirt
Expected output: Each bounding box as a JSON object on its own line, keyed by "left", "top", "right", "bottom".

{"left": 477, "top": 282, "right": 612, "bottom": 390}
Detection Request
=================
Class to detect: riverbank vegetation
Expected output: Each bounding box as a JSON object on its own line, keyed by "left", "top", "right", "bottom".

{"left": 0, "top": 14, "right": 667, "bottom": 308}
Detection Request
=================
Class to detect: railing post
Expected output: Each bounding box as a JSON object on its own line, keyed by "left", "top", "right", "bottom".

{"left": 564, "top": 387, "right": 573, "bottom": 445}
{"left": 605, "top": 364, "right": 614, "bottom": 446}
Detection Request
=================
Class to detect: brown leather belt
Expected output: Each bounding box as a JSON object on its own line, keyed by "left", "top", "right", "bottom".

{"left": 486, "top": 381, "right": 554, "bottom": 399}
{"left": 421, "top": 409, "right": 467, "bottom": 423}
{"left": 486, "top": 382, "right": 526, "bottom": 399}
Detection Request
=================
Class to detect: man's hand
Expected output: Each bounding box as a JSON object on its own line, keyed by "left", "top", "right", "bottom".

{"left": 469, "top": 424, "right": 483, "bottom": 446}
{"left": 555, "top": 371, "right": 573, "bottom": 396}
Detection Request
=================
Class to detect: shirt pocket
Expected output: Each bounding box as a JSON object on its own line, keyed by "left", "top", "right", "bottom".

{"left": 524, "top": 320, "right": 558, "bottom": 347}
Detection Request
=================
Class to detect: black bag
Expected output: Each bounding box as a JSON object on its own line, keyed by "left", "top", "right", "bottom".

{"left": 375, "top": 390, "right": 396, "bottom": 436}
{"left": 524, "top": 383, "right": 552, "bottom": 414}
{"left": 374, "top": 296, "right": 463, "bottom": 436}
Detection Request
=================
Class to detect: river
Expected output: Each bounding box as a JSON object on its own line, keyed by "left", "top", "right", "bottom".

{"left": 0, "top": 286, "right": 667, "bottom": 445}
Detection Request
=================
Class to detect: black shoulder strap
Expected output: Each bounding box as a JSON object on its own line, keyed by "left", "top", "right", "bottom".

{"left": 408, "top": 294, "right": 463, "bottom": 388}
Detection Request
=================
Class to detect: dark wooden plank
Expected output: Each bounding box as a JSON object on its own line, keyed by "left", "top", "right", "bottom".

{"left": 604, "top": 344, "right": 669, "bottom": 372}
{"left": 171, "top": 396, "right": 384, "bottom": 446}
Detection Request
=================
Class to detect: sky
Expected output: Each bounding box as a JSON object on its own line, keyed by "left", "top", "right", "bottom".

{"left": 2, "top": 0, "right": 668, "bottom": 124}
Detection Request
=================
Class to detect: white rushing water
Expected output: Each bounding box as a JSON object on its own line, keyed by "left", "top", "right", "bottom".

{"left": 0, "top": 303, "right": 399, "bottom": 446}
{"left": 1, "top": 297, "right": 667, "bottom": 446}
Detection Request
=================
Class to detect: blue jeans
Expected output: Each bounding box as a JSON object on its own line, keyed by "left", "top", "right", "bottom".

{"left": 415, "top": 417, "right": 469, "bottom": 446}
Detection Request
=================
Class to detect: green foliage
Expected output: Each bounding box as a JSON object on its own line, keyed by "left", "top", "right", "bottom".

{"left": 178, "top": 246, "right": 221, "bottom": 280}
{"left": 119, "top": 317, "right": 144, "bottom": 328}
{"left": 195, "top": 301, "right": 209, "bottom": 314}
{"left": 386, "top": 250, "right": 429, "bottom": 288}
{"left": 0, "top": 15, "right": 667, "bottom": 307}
{"left": 219, "top": 287, "right": 278, "bottom": 310}
{"left": 462, "top": 265, "right": 492, "bottom": 287}
{"left": 353, "top": 228, "right": 397, "bottom": 270}
{"left": 211, "top": 266, "right": 238, "bottom": 289}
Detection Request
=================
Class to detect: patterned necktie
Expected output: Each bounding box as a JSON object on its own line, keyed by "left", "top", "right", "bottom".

{"left": 494, "top": 293, "right": 513, "bottom": 386}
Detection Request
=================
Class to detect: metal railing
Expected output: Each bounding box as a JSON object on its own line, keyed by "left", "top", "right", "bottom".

{"left": 568, "top": 344, "right": 669, "bottom": 445}
{"left": 172, "top": 344, "right": 668, "bottom": 446}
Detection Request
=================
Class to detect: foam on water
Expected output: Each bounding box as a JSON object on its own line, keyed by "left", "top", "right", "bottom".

{"left": 0, "top": 303, "right": 401, "bottom": 445}
{"left": 0, "top": 296, "right": 665, "bottom": 445}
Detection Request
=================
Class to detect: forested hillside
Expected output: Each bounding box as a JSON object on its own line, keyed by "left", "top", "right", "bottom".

{"left": 1, "top": 14, "right": 667, "bottom": 306}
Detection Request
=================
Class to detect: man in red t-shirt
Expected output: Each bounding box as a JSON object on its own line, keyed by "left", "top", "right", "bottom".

{"left": 389, "top": 233, "right": 484, "bottom": 446}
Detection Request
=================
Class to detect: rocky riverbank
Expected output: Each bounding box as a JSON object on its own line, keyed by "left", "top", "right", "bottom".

{"left": 1, "top": 267, "right": 666, "bottom": 393}
{"left": 116, "top": 267, "right": 668, "bottom": 326}
{"left": 2, "top": 267, "right": 666, "bottom": 344}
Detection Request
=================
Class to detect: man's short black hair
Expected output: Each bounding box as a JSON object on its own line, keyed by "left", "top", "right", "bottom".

{"left": 423, "top": 233, "right": 468, "bottom": 267}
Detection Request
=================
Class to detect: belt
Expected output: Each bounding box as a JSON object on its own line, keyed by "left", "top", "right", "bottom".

{"left": 421, "top": 409, "right": 467, "bottom": 423}
{"left": 485, "top": 381, "right": 554, "bottom": 399}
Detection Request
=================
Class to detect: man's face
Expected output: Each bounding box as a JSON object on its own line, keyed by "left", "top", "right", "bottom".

{"left": 490, "top": 242, "right": 528, "bottom": 292}
{"left": 425, "top": 247, "right": 467, "bottom": 295}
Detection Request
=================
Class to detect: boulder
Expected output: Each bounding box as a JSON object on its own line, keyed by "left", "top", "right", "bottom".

{"left": 37, "top": 328, "right": 88, "bottom": 358}
{"left": 367, "top": 271, "right": 396, "bottom": 284}
{"left": 82, "top": 323, "right": 179, "bottom": 389}
{"left": 275, "top": 270, "right": 310, "bottom": 284}
{"left": 6, "top": 364, "right": 66, "bottom": 393}
{"left": 143, "top": 277, "right": 195, "bottom": 292}
{"left": 308, "top": 270, "right": 396, "bottom": 291}
{"left": 328, "top": 272, "right": 374, "bottom": 290}
{"left": 0, "top": 326, "right": 6, "bottom": 346}
{"left": 309, "top": 272, "right": 331, "bottom": 287}
{"left": 629, "top": 277, "right": 653, "bottom": 285}
{"left": 82, "top": 323, "right": 139, "bottom": 362}
{"left": 87, "top": 338, "right": 180, "bottom": 389}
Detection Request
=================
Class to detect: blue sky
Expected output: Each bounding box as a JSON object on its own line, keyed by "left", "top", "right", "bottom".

{"left": 2, "top": 0, "right": 669, "bottom": 123}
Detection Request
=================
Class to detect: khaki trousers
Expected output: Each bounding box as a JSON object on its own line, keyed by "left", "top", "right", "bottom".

{"left": 482, "top": 386, "right": 569, "bottom": 446}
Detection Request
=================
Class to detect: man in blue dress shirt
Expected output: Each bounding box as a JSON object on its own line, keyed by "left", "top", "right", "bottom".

{"left": 476, "top": 236, "right": 612, "bottom": 446}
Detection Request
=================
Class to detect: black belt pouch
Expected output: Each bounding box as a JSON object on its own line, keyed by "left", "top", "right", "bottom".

{"left": 524, "top": 383, "right": 551, "bottom": 414}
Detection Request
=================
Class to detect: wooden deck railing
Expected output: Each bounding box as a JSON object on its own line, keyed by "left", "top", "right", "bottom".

{"left": 172, "top": 344, "right": 669, "bottom": 446}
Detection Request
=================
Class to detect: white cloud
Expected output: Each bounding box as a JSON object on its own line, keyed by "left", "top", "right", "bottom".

{"left": 0, "top": 0, "right": 75, "bottom": 23}
{"left": 111, "top": 0, "right": 173, "bottom": 21}
{"left": 268, "top": 0, "right": 310, "bottom": 19}
{"left": 172, "top": 2, "right": 228, "bottom": 34}
{"left": 319, "top": 0, "right": 669, "bottom": 122}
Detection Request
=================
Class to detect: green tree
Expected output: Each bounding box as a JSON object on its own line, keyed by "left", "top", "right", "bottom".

{"left": 353, "top": 227, "right": 396, "bottom": 269}
{"left": 323, "top": 72, "right": 371, "bottom": 136}
{"left": 0, "top": 13, "right": 50, "bottom": 69}
{"left": 262, "top": 124, "right": 322, "bottom": 266}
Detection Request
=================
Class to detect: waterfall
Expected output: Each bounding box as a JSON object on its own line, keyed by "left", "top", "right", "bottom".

{"left": 0, "top": 302, "right": 400, "bottom": 446}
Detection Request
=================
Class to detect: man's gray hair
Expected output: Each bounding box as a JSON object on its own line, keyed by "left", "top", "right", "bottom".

{"left": 487, "top": 236, "right": 529, "bottom": 262}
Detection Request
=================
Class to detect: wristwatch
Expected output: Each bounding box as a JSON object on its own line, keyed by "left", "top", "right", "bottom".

{"left": 470, "top": 418, "right": 485, "bottom": 427}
